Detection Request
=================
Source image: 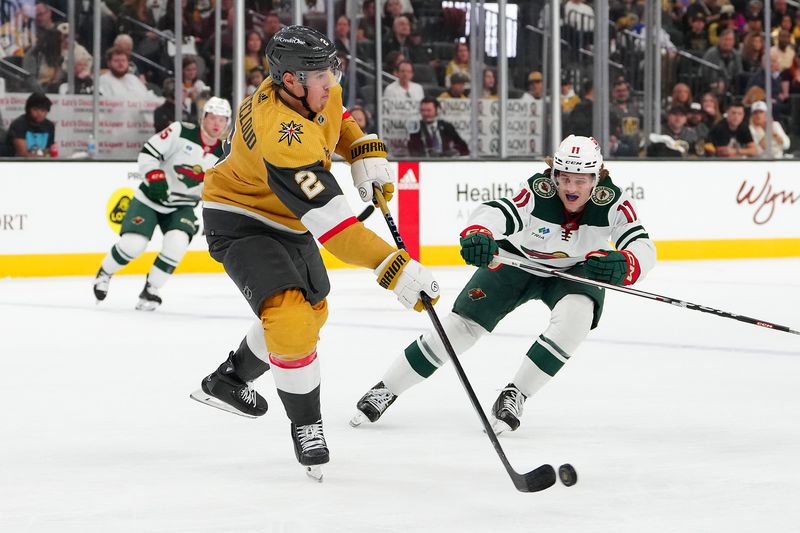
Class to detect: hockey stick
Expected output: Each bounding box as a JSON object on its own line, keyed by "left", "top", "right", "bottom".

{"left": 492, "top": 253, "right": 800, "bottom": 336}
{"left": 371, "top": 187, "right": 557, "bottom": 493}
{"left": 356, "top": 204, "right": 375, "bottom": 222}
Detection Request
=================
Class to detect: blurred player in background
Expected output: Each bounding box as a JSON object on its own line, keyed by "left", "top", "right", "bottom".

{"left": 93, "top": 97, "right": 231, "bottom": 310}
{"left": 351, "top": 135, "right": 656, "bottom": 435}
{"left": 188, "top": 26, "right": 440, "bottom": 481}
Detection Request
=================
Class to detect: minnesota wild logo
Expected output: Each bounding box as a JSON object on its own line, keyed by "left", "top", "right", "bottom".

{"left": 468, "top": 288, "right": 487, "bottom": 301}
{"left": 174, "top": 164, "right": 205, "bottom": 186}
{"left": 279, "top": 120, "right": 304, "bottom": 146}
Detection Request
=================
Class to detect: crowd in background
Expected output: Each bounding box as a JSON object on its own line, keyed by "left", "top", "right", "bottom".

{"left": 1, "top": 0, "right": 798, "bottom": 159}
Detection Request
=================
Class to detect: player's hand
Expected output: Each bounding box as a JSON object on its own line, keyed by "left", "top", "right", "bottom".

{"left": 459, "top": 226, "right": 498, "bottom": 268}
{"left": 584, "top": 249, "right": 640, "bottom": 286}
{"left": 349, "top": 134, "right": 394, "bottom": 203}
{"left": 375, "top": 250, "right": 440, "bottom": 312}
{"left": 145, "top": 169, "right": 168, "bottom": 202}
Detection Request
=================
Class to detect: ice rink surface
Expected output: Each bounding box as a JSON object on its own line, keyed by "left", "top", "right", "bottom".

{"left": 1, "top": 259, "right": 799, "bottom": 533}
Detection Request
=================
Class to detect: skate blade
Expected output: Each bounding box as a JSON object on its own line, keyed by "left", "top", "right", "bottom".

{"left": 305, "top": 465, "right": 324, "bottom": 482}
{"left": 189, "top": 390, "right": 258, "bottom": 419}
{"left": 489, "top": 417, "right": 512, "bottom": 436}
{"left": 349, "top": 412, "right": 368, "bottom": 427}
{"left": 135, "top": 300, "right": 160, "bottom": 312}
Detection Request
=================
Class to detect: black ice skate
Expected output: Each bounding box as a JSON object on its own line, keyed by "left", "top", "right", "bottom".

{"left": 93, "top": 268, "right": 111, "bottom": 302}
{"left": 349, "top": 381, "right": 397, "bottom": 427}
{"left": 291, "top": 419, "right": 329, "bottom": 482}
{"left": 135, "top": 278, "right": 162, "bottom": 311}
{"left": 490, "top": 383, "right": 527, "bottom": 435}
{"left": 190, "top": 353, "right": 268, "bottom": 418}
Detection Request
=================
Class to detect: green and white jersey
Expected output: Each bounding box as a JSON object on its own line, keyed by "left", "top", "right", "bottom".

{"left": 467, "top": 171, "right": 656, "bottom": 280}
{"left": 135, "top": 121, "right": 224, "bottom": 213}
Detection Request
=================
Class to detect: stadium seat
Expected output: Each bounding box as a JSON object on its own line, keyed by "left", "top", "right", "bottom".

{"left": 412, "top": 63, "right": 438, "bottom": 85}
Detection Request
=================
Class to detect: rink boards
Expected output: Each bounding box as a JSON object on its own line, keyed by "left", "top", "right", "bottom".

{"left": 1, "top": 160, "right": 799, "bottom": 277}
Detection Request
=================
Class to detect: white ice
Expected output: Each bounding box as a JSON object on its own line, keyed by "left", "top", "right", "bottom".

{"left": 1, "top": 259, "right": 799, "bottom": 533}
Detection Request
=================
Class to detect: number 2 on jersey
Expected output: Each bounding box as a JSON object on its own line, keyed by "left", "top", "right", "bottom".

{"left": 295, "top": 171, "right": 325, "bottom": 199}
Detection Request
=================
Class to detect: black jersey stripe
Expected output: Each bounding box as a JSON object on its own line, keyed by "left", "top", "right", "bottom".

{"left": 615, "top": 224, "right": 644, "bottom": 249}
{"left": 620, "top": 232, "right": 650, "bottom": 250}
{"left": 499, "top": 197, "right": 523, "bottom": 232}
{"left": 142, "top": 142, "right": 163, "bottom": 160}
{"left": 486, "top": 200, "right": 516, "bottom": 236}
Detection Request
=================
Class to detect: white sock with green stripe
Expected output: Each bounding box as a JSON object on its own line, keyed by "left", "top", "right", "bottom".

{"left": 384, "top": 313, "right": 487, "bottom": 395}
{"left": 148, "top": 230, "right": 189, "bottom": 288}
{"left": 516, "top": 294, "right": 593, "bottom": 397}
{"left": 102, "top": 233, "right": 148, "bottom": 274}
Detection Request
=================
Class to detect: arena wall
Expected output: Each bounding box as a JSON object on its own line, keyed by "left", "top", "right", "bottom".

{"left": 1, "top": 160, "right": 798, "bottom": 277}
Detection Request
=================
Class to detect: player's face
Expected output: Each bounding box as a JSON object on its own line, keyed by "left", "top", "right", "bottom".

{"left": 302, "top": 69, "right": 336, "bottom": 112}
{"left": 556, "top": 171, "right": 594, "bottom": 213}
{"left": 202, "top": 114, "right": 228, "bottom": 140}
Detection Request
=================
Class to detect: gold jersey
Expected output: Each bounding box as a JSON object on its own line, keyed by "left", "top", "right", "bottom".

{"left": 203, "top": 79, "right": 394, "bottom": 268}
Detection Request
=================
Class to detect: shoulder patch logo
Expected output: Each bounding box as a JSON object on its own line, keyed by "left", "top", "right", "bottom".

{"left": 467, "top": 288, "right": 487, "bottom": 301}
{"left": 278, "top": 120, "right": 303, "bottom": 146}
{"left": 591, "top": 185, "right": 616, "bottom": 206}
{"left": 532, "top": 177, "right": 556, "bottom": 198}
{"left": 258, "top": 92, "right": 268, "bottom": 103}
{"left": 316, "top": 114, "right": 326, "bottom": 125}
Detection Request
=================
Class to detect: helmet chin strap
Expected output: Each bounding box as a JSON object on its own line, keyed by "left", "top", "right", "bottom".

{"left": 278, "top": 84, "right": 317, "bottom": 120}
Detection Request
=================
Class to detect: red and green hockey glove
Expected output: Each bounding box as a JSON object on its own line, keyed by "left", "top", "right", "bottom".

{"left": 459, "top": 226, "right": 498, "bottom": 268}
{"left": 145, "top": 169, "right": 168, "bottom": 202}
{"left": 584, "top": 249, "right": 641, "bottom": 286}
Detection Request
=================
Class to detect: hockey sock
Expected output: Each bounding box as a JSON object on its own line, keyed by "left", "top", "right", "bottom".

{"left": 147, "top": 230, "right": 189, "bottom": 288}
{"left": 230, "top": 320, "right": 270, "bottom": 382}
{"left": 384, "top": 313, "right": 487, "bottom": 395}
{"left": 102, "top": 233, "right": 148, "bottom": 274}
{"left": 517, "top": 294, "right": 593, "bottom": 397}
{"left": 270, "top": 351, "right": 321, "bottom": 425}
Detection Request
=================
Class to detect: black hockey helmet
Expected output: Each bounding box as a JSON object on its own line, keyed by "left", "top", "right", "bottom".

{"left": 265, "top": 25, "right": 340, "bottom": 87}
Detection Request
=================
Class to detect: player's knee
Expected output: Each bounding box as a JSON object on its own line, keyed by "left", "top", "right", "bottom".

{"left": 118, "top": 233, "right": 149, "bottom": 259}
{"left": 260, "top": 289, "right": 326, "bottom": 359}
{"left": 421, "top": 312, "right": 486, "bottom": 359}
{"left": 547, "top": 294, "right": 594, "bottom": 354}
{"left": 161, "top": 230, "right": 190, "bottom": 257}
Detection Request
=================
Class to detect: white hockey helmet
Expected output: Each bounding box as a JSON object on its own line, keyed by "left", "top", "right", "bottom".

{"left": 552, "top": 134, "right": 603, "bottom": 177}
{"left": 203, "top": 97, "right": 232, "bottom": 119}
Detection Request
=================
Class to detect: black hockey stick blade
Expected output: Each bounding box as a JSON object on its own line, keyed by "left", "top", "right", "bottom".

{"left": 513, "top": 464, "right": 558, "bottom": 492}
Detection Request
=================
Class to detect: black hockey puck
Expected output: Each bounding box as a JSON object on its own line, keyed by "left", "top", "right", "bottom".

{"left": 558, "top": 463, "right": 577, "bottom": 487}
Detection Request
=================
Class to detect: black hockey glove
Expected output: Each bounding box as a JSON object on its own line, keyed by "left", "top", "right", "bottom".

{"left": 584, "top": 249, "right": 640, "bottom": 286}
{"left": 460, "top": 226, "right": 498, "bottom": 268}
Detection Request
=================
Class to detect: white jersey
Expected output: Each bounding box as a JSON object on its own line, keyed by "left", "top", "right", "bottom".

{"left": 467, "top": 171, "right": 656, "bottom": 281}
{"left": 135, "top": 121, "right": 223, "bottom": 212}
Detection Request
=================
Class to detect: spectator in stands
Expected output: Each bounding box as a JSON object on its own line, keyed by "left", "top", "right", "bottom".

{"left": 748, "top": 100, "right": 791, "bottom": 157}
{"left": 684, "top": 0, "right": 721, "bottom": 32}
{"left": 182, "top": 56, "right": 208, "bottom": 117}
{"left": 5, "top": 92, "right": 56, "bottom": 158}
{"left": 670, "top": 82, "right": 693, "bottom": 108}
{"left": 22, "top": 28, "right": 64, "bottom": 93}
{"left": 439, "top": 72, "right": 469, "bottom": 99}
{"left": 58, "top": 52, "right": 94, "bottom": 95}
{"left": 384, "top": 60, "right": 424, "bottom": 100}
{"left": 663, "top": 104, "right": 699, "bottom": 146}
{"left": 779, "top": 48, "right": 800, "bottom": 95}
{"left": 299, "top": 0, "right": 324, "bottom": 15}
{"left": 520, "top": 71, "right": 544, "bottom": 103}
{"left": 771, "top": 15, "right": 796, "bottom": 46}
{"left": 382, "top": 0, "right": 407, "bottom": 34}
{"left": 743, "top": 12, "right": 763, "bottom": 36}
{"left": 444, "top": 42, "right": 470, "bottom": 89}
{"left": 561, "top": 77, "right": 580, "bottom": 113}
{"left": 118, "top": 0, "right": 161, "bottom": 62}
{"left": 357, "top": 0, "right": 376, "bottom": 42}
{"left": 481, "top": 68, "right": 498, "bottom": 99}
{"left": 700, "top": 91, "right": 723, "bottom": 125}
{"left": 153, "top": 78, "right": 195, "bottom": 132}
{"left": 700, "top": 29, "right": 742, "bottom": 93}
{"left": 246, "top": 66, "right": 265, "bottom": 96}
{"left": 740, "top": 32, "right": 765, "bottom": 73}
{"left": 708, "top": 7, "right": 735, "bottom": 47}
{"left": 706, "top": 100, "right": 757, "bottom": 157}
{"left": 684, "top": 12, "right": 710, "bottom": 55}
{"left": 34, "top": 2, "right": 56, "bottom": 35}
{"left": 112, "top": 34, "right": 139, "bottom": 76}
{"left": 349, "top": 105, "right": 375, "bottom": 134}
{"left": 745, "top": 56, "right": 785, "bottom": 104}
{"left": 609, "top": 77, "right": 643, "bottom": 156}
{"left": 57, "top": 23, "right": 92, "bottom": 73}
{"left": 792, "top": 11, "right": 800, "bottom": 43}
{"left": 771, "top": 29, "right": 795, "bottom": 71}
{"left": 569, "top": 80, "right": 594, "bottom": 137}
{"left": 261, "top": 12, "right": 282, "bottom": 43}
{"left": 383, "top": 15, "right": 427, "bottom": 63}
{"left": 407, "top": 97, "right": 469, "bottom": 157}
{"left": 244, "top": 31, "right": 268, "bottom": 78}
{"left": 99, "top": 46, "right": 152, "bottom": 97}
{"left": 772, "top": 0, "right": 796, "bottom": 28}
{"left": 687, "top": 101, "right": 710, "bottom": 141}
{"left": 383, "top": 50, "right": 407, "bottom": 74}
{"left": 334, "top": 15, "right": 352, "bottom": 54}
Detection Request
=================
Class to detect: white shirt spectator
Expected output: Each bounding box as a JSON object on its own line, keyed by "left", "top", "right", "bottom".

{"left": 749, "top": 121, "right": 790, "bottom": 158}
{"left": 384, "top": 80, "right": 424, "bottom": 101}
{"left": 99, "top": 72, "right": 151, "bottom": 97}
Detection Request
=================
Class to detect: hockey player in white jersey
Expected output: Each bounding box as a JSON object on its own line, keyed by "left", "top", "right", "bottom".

{"left": 93, "top": 97, "right": 230, "bottom": 310}
{"left": 351, "top": 135, "right": 656, "bottom": 434}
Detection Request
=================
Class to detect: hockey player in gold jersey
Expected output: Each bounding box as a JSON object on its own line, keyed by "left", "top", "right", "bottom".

{"left": 190, "top": 25, "right": 440, "bottom": 481}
